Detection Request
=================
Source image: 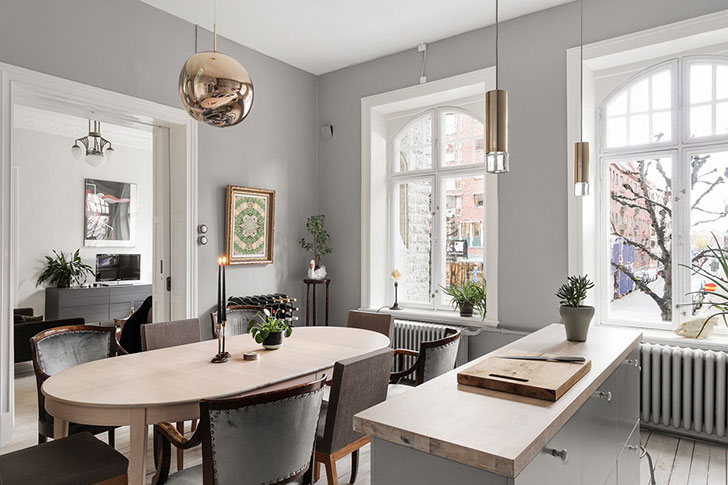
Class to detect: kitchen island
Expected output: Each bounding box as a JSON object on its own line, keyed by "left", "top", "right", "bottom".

{"left": 354, "top": 323, "right": 642, "bottom": 484}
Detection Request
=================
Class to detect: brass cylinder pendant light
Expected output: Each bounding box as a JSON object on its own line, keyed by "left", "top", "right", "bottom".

{"left": 574, "top": 0, "right": 589, "bottom": 196}
{"left": 486, "top": 0, "right": 509, "bottom": 174}
{"left": 178, "top": 0, "right": 254, "bottom": 127}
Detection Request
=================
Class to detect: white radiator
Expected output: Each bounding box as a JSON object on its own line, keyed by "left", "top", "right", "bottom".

{"left": 641, "top": 342, "right": 728, "bottom": 441}
{"left": 392, "top": 319, "right": 469, "bottom": 372}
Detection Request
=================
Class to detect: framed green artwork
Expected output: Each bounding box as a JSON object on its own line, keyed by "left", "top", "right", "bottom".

{"left": 225, "top": 185, "right": 276, "bottom": 265}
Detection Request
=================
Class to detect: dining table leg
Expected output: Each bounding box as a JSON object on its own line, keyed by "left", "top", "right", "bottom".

{"left": 128, "top": 408, "right": 149, "bottom": 485}
{"left": 53, "top": 418, "right": 69, "bottom": 440}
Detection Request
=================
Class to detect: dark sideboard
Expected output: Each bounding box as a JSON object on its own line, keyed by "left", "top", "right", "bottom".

{"left": 45, "top": 285, "right": 152, "bottom": 324}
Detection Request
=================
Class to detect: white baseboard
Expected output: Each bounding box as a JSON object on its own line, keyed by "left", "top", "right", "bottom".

{"left": 0, "top": 411, "right": 13, "bottom": 447}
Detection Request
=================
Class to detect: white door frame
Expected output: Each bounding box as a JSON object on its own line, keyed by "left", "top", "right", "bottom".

{"left": 0, "top": 62, "right": 198, "bottom": 446}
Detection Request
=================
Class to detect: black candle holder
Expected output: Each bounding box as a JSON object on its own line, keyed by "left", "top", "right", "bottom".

{"left": 389, "top": 281, "right": 401, "bottom": 310}
{"left": 211, "top": 320, "right": 229, "bottom": 363}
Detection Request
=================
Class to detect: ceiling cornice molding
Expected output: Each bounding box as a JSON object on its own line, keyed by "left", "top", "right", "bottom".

{"left": 13, "top": 105, "right": 153, "bottom": 150}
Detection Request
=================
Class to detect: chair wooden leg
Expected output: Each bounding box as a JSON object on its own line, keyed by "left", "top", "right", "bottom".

{"left": 175, "top": 421, "right": 184, "bottom": 471}
{"left": 108, "top": 429, "right": 115, "bottom": 448}
{"left": 38, "top": 434, "right": 47, "bottom": 445}
{"left": 323, "top": 455, "right": 338, "bottom": 485}
{"left": 190, "top": 419, "right": 197, "bottom": 432}
{"left": 152, "top": 426, "right": 171, "bottom": 485}
{"left": 314, "top": 461, "right": 321, "bottom": 482}
{"left": 350, "top": 449, "right": 359, "bottom": 484}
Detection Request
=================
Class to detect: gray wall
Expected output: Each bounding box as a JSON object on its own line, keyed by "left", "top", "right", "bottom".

{"left": 0, "top": 0, "right": 318, "bottom": 337}
{"left": 316, "top": 0, "right": 728, "bottom": 333}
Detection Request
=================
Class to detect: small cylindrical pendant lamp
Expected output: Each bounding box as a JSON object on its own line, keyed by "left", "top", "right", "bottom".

{"left": 486, "top": 89, "right": 509, "bottom": 174}
{"left": 574, "top": 141, "right": 590, "bottom": 196}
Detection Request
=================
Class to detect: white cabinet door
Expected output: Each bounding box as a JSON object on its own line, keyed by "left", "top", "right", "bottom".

{"left": 617, "top": 422, "right": 641, "bottom": 485}
{"left": 579, "top": 372, "right": 619, "bottom": 484}
{"left": 515, "top": 412, "right": 581, "bottom": 485}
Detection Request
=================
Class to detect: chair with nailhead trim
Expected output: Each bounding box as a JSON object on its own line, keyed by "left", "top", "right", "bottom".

{"left": 151, "top": 376, "right": 327, "bottom": 484}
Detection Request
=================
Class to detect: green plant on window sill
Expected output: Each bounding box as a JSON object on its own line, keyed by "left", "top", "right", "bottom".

{"left": 440, "top": 280, "right": 486, "bottom": 320}
{"left": 36, "top": 249, "right": 94, "bottom": 288}
{"left": 248, "top": 310, "right": 293, "bottom": 349}
{"left": 681, "top": 233, "right": 728, "bottom": 338}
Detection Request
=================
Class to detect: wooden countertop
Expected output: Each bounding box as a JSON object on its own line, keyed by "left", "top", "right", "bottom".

{"left": 353, "top": 323, "right": 642, "bottom": 478}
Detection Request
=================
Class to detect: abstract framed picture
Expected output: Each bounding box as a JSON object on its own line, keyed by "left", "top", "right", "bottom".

{"left": 225, "top": 185, "right": 275, "bottom": 265}
{"left": 84, "top": 179, "right": 137, "bottom": 247}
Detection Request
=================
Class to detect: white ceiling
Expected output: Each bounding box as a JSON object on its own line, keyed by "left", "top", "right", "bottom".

{"left": 141, "top": 0, "right": 573, "bottom": 75}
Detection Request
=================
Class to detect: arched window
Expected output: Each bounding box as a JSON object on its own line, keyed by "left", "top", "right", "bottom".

{"left": 389, "top": 107, "right": 488, "bottom": 309}
{"left": 598, "top": 56, "right": 728, "bottom": 328}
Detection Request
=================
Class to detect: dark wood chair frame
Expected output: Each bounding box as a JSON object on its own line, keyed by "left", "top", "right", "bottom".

{"left": 29, "top": 325, "right": 123, "bottom": 445}
{"left": 152, "top": 376, "right": 327, "bottom": 485}
{"left": 209, "top": 304, "right": 267, "bottom": 339}
{"left": 389, "top": 328, "right": 462, "bottom": 385}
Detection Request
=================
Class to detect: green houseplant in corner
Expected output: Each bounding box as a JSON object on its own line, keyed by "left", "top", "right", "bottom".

{"left": 556, "top": 275, "right": 595, "bottom": 342}
{"left": 299, "top": 214, "right": 332, "bottom": 279}
{"left": 248, "top": 310, "right": 293, "bottom": 350}
{"left": 440, "top": 280, "right": 487, "bottom": 320}
{"left": 36, "top": 249, "right": 94, "bottom": 288}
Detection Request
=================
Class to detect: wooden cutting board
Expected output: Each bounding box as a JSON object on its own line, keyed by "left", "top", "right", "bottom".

{"left": 457, "top": 350, "right": 592, "bottom": 401}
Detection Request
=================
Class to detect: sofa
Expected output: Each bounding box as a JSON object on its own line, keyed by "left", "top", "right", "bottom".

{"left": 13, "top": 308, "right": 84, "bottom": 363}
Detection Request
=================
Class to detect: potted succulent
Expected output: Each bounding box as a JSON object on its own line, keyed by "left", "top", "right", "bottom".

{"left": 36, "top": 249, "right": 94, "bottom": 288}
{"left": 300, "top": 214, "right": 332, "bottom": 279}
{"left": 248, "top": 310, "right": 293, "bottom": 350}
{"left": 556, "top": 275, "right": 595, "bottom": 342}
{"left": 440, "top": 280, "right": 487, "bottom": 320}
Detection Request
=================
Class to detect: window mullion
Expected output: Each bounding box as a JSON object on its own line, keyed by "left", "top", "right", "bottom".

{"left": 432, "top": 109, "right": 440, "bottom": 310}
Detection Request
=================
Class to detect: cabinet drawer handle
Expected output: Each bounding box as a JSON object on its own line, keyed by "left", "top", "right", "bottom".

{"left": 545, "top": 447, "right": 568, "bottom": 463}
{"left": 624, "top": 358, "right": 641, "bottom": 370}
{"left": 595, "top": 390, "right": 613, "bottom": 402}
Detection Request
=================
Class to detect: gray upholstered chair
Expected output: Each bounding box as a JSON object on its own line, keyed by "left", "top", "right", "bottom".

{"left": 30, "top": 325, "right": 120, "bottom": 445}
{"left": 314, "top": 348, "right": 393, "bottom": 485}
{"left": 0, "top": 431, "right": 128, "bottom": 484}
{"left": 141, "top": 318, "right": 201, "bottom": 472}
{"left": 387, "top": 327, "right": 462, "bottom": 399}
{"left": 141, "top": 318, "right": 201, "bottom": 351}
{"left": 347, "top": 310, "right": 394, "bottom": 343}
{"left": 153, "top": 376, "right": 327, "bottom": 485}
{"left": 210, "top": 305, "right": 261, "bottom": 338}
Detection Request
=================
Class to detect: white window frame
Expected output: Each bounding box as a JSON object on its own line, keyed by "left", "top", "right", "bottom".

{"left": 389, "top": 107, "right": 487, "bottom": 311}
{"left": 566, "top": 10, "right": 728, "bottom": 338}
{"left": 360, "top": 68, "right": 499, "bottom": 327}
{"left": 683, "top": 56, "right": 728, "bottom": 145}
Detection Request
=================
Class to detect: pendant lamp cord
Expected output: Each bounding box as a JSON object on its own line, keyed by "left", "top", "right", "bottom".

{"left": 213, "top": 0, "right": 217, "bottom": 53}
{"left": 495, "top": 0, "right": 499, "bottom": 90}
{"left": 580, "top": 0, "right": 584, "bottom": 142}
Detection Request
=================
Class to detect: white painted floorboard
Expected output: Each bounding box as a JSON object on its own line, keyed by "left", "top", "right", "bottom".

{"left": 3, "top": 365, "right": 725, "bottom": 485}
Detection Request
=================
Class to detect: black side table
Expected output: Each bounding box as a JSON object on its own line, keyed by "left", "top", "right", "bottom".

{"left": 304, "top": 278, "right": 330, "bottom": 326}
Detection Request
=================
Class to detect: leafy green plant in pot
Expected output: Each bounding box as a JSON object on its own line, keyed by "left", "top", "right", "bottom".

{"left": 299, "top": 214, "right": 332, "bottom": 272}
{"left": 36, "top": 249, "right": 94, "bottom": 288}
{"left": 556, "top": 275, "right": 595, "bottom": 342}
{"left": 440, "top": 280, "right": 487, "bottom": 320}
{"left": 248, "top": 310, "right": 293, "bottom": 350}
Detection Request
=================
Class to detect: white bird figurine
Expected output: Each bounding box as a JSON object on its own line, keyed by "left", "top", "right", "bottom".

{"left": 308, "top": 260, "right": 327, "bottom": 280}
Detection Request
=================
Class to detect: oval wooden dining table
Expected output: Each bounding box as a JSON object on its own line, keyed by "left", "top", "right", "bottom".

{"left": 42, "top": 326, "right": 390, "bottom": 485}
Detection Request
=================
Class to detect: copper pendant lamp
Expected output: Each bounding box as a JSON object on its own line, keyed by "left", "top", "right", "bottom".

{"left": 178, "top": 0, "right": 254, "bottom": 127}
{"left": 485, "top": 0, "right": 509, "bottom": 174}
{"left": 574, "top": 0, "right": 589, "bottom": 196}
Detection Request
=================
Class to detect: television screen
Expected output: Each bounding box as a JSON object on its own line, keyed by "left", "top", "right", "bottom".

{"left": 96, "top": 254, "right": 141, "bottom": 282}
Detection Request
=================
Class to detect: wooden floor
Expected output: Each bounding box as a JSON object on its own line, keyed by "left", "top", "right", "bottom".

{"left": 2, "top": 364, "right": 725, "bottom": 485}
{"left": 641, "top": 427, "right": 728, "bottom": 484}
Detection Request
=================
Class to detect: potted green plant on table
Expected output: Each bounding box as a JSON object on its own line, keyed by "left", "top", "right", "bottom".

{"left": 680, "top": 234, "right": 728, "bottom": 338}
{"left": 248, "top": 311, "right": 293, "bottom": 350}
{"left": 556, "top": 275, "right": 595, "bottom": 342}
{"left": 36, "top": 249, "right": 94, "bottom": 288}
{"left": 440, "top": 280, "right": 487, "bottom": 320}
{"left": 300, "top": 215, "right": 332, "bottom": 279}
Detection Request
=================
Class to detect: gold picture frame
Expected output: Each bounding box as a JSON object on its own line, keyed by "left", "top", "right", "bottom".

{"left": 225, "top": 185, "right": 275, "bottom": 265}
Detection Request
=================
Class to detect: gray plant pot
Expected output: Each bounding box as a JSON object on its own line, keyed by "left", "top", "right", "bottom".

{"left": 459, "top": 302, "right": 474, "bottom": 317}
{"left": 559, "top": 305, "right": 595, "bottom": 342}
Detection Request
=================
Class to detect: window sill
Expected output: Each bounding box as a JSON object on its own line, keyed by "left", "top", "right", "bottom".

{"left": 363, "top": 307, "right": 499, "bottom": 329}
{"left": 599, "top": 322, "right": 728, "bottom": 352}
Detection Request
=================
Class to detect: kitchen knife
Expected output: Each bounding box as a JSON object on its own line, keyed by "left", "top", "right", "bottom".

{"left": 500, "top": 355, "right": 586, "bottom": 363}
